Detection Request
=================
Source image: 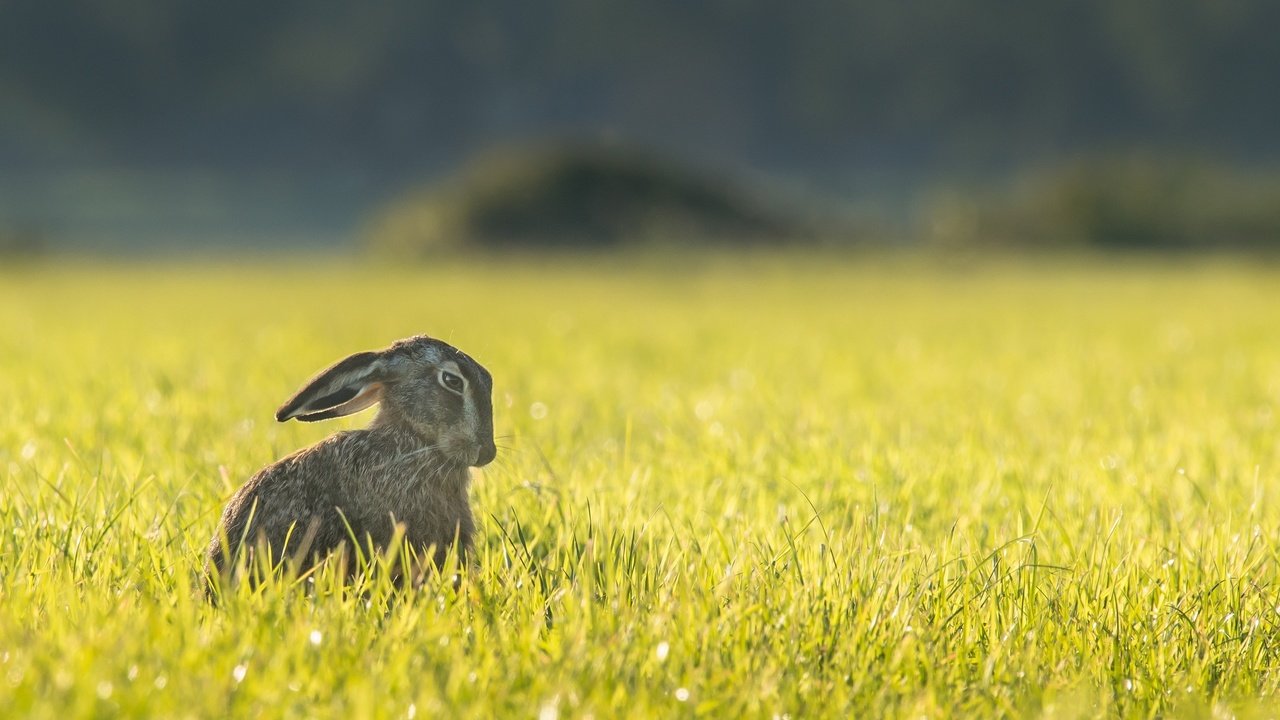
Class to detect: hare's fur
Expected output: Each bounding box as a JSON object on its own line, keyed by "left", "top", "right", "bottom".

{"left": 206, "top": 335, "right": 495, "bottom": 583}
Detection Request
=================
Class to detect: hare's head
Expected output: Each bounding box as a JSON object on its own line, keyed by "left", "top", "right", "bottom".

{"left": 275, "top": 336, "right": 497, "bottom": 467}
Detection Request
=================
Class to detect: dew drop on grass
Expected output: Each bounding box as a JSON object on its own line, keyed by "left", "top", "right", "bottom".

{"left": 232, "top": 665, "right": 247, "bottom": 683}
{"left": 407, "top": 703, "right": 416, "bottom": 719}
{"left": 675, "top": 688, "right": 690, "bottom": 702}
{"left": 20, "top": 441, "right": 36, "bottom": 460}
{"left": 530, "top": 402, "right": 548, "bottom": 420}
{"left": 154, "top": 675, "right": 167, "bottom": 690}
{"left": 97, "top": 681, "right": 113, "bottom": 699}
{"left": 309, "top": 630, "right": 322, "bottom": 646}
{"left": 656, "top": 641, "right": 670, "bottom": 661}
{"left": 538, "top": 702, "right": 558, "bottom": 720}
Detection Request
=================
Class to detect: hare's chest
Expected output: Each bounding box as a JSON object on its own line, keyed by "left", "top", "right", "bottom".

{"left": 344, "top": 471, "right": 471, "bottom": 549}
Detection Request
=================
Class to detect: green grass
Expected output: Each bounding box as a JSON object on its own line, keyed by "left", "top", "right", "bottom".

{"left": 2, "top": 255, "right": 1280, "bottom": 718}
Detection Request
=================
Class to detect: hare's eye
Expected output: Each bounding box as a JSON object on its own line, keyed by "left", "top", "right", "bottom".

{"left": 439, "top": 370, "right": 465, "bottom": 394}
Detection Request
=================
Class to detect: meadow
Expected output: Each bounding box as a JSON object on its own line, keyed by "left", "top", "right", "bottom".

{"left": 1, "top": 255, "right": 1279, "bottom": 718}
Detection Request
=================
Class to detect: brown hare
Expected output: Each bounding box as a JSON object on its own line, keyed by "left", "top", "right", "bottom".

{"left": 206, "top": 335, "right": 496, "bottom": 587}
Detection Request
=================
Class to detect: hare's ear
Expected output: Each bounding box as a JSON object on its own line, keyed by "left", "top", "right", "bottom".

{"left": 276, "top": 350, "right": 388, "bottom": 423}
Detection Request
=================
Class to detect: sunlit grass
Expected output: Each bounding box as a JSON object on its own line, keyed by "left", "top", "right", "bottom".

{"left": 1, "top": 254, "right": 1279, "bottom": 718}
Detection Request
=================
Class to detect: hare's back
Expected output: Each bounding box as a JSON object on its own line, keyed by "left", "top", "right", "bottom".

{"left": 208, "top": 436, "right": 355, "bottom": 571}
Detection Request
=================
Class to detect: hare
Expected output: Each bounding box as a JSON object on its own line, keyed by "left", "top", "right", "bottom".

{"left": 205, "top": 335, "right": 496, "bottom": 586}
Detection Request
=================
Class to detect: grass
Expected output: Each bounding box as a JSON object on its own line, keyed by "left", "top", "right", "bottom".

{"left": 1, "top": 254, "right": 1279, "bottom": 718}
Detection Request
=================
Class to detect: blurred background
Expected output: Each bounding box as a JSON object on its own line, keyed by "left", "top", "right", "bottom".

{"left": 2, "top": 0, "right": 1279, "bottom": 258}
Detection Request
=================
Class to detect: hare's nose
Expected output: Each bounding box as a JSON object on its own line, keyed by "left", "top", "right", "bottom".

{"left": 475, "top": 439, "right": 497, "bottom": 467}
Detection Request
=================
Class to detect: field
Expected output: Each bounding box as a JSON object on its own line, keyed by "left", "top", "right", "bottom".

{"left": 2, "top": 255, "right": 1280, "bottom": 718}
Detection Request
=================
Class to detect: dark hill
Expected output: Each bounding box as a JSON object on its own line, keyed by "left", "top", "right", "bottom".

{"left": 366, "top": 145, "right": 803, "bottom": 255}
